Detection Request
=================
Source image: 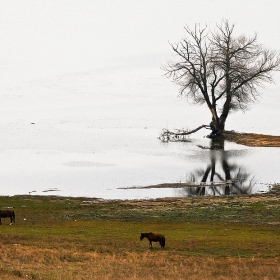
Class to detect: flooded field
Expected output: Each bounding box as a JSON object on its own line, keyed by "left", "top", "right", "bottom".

{"left": 0, "top": 64, "right": 279, "bottom": 200}
{"left": 1, "top": 1, "right": 279, "bottom": 200}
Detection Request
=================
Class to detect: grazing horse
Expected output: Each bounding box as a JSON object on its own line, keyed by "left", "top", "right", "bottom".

{"left": 0, "top": 210, "right": 15, "bottom": 225}
{"left": 140, "top": 232, "right": 165, "bottom": 249}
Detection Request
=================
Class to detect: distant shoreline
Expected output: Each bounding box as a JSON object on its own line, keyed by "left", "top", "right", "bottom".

{"left": 3, "top": 183, "right": 279, "bottom": 203}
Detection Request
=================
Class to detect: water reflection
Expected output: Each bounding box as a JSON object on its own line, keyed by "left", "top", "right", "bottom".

{"left": 180, "top": 138, "right": 255, "bottom": 197}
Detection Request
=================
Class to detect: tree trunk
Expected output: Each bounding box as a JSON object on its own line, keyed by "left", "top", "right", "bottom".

{"left": 209, "top": 117, "right": 226, "bottom": 137}
{"left": 209, "top": 87, "right": 230, "bottom": 138}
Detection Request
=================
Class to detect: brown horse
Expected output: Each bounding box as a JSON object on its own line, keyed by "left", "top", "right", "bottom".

{"left": 0, "top": 210, "right": 15, "bottom": 225}
{"left": 140, "top": 232, "right": 165, "bottom": 248}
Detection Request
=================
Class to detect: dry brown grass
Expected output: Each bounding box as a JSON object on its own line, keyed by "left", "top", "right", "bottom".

{"left": 0, "top": 243, "right": 279, "bottom": 280}
{"left": 223, "top": 131, "right": 280, "bottom": 147}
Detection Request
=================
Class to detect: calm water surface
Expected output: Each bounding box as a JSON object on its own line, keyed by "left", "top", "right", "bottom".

{"left": 0, "top": 65, "right": 279, "bottom": 200}
{"left": 1, "top": 0, "right": 280, "bottom": 199}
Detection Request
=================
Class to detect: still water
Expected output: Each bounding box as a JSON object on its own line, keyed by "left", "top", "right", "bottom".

{"left": 0, "top": 64, "right": 280, "bottom": 200}
{"left": 1, "top": 1, "right": 280, "bottom": 200}
{"left": 0, "top": 64, "right": 279, "bottom": 200}
{"left": 118, "top": 137, "right": 280, "bottom": 199}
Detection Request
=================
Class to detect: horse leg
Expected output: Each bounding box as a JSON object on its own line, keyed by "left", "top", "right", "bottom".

{"left": 0, "top": 218, "right": 2, "bottom": 225}
{"left": 10, "top": 217, "right": 13, "bottom": 225}
{"left": 149, "top": 241, "right": 153, "bottom": 248}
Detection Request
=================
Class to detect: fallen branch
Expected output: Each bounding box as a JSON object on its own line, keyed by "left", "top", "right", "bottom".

{"left": 159, "top": 124, "right": 210, "bottom": 142}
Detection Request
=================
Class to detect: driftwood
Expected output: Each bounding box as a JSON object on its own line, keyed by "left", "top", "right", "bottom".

{"left": 159, "top": 125, "right": 210, "bottom": 142}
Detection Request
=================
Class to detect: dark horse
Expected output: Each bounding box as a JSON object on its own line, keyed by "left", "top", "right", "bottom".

{"left": 140, "top": 232, "right": 165, "bottom": 249}
{"left": 0, "top": 210, "right": 15, "bottom": 225}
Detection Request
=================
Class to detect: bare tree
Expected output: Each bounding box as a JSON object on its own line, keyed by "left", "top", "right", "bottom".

{"left": 162, "top": 20, "right": 280, "bottom": 139}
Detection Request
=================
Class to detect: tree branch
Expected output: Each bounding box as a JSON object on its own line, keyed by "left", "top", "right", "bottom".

{"left": 159, "top": 125, "right": 210, "bottom": 142}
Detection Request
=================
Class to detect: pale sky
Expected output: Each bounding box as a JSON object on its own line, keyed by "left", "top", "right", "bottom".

{"left": 0, "top": 0, "right": 280, "bottom": 85}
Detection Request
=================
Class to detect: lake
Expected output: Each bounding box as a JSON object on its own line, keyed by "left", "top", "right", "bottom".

{"left": 1, "top": 1, "right": 280, "bottom": 199}
{"left": 0, "top": 62, "right": 279, "bottom": 199}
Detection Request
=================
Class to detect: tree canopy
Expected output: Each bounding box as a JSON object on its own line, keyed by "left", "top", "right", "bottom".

{"left": 162, "top": 20, "right": 280, "bottom": 140}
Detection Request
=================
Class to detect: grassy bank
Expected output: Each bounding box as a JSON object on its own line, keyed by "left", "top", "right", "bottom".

{"left": 223, "top": 131, "right": 280, "bottom": 147}
{"left": 0, "top": 187, "right": 280, "bottom": 279}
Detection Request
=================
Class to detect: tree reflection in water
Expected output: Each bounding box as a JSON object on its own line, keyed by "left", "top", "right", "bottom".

{"left": 182, "top": 138, "right": 255, "bottom": 197}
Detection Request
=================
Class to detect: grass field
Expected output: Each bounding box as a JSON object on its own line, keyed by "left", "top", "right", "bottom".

{"left": 1, "top": 187, "right": 280, "bottom": 279}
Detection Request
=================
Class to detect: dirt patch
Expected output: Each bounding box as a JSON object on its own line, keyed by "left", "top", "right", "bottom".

{"left": 223, "top": 131, "right": 280, "bottom": 147}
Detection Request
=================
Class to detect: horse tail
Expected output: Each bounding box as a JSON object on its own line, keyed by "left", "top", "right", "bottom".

{"left": 162, "top": 236, "right": 165, "bottom": 248}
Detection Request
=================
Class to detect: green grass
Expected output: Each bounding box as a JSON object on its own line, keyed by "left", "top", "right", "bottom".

{"left": 2, "top": 192, "right": 280, "bottom": 225}
{"left": 1, "top": 193, "right": 280, "bottom": 258}
{"left": 1, "top": 192, "right": 280, "bottom": 279}
{"left": 2, "top": 220, "right": 280, "bottom": 257}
